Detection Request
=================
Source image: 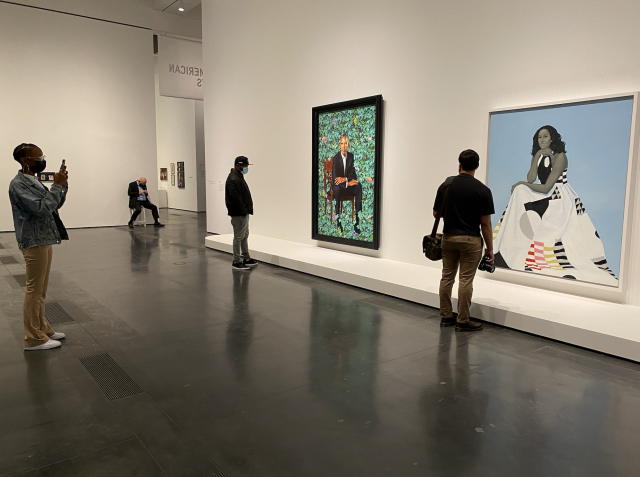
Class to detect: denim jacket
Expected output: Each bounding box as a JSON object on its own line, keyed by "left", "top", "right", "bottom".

{"left": 9, "top": 171, "right": 68, "bottom": 250}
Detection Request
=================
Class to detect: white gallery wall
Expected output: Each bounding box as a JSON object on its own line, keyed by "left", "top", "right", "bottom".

{"left": 202, "top": 0, "right": 640, "bottom": 305}
{"left": 0, "top": 2, "right": 157, "bottom": 229}
{"left": 155, "top": 72, "right": 206, "bottom": 212}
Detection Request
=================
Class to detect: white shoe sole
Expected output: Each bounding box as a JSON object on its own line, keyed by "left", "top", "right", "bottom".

{"left": 50, "top": 332, "right": 66, "bottom": 340}
{"left": 25, "top": 339, "right": 62, "bottom": 351}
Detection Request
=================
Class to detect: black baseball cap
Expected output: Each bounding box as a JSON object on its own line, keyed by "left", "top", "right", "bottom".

{"left": 234, "top": 156, "right": 252, "bottom": 166}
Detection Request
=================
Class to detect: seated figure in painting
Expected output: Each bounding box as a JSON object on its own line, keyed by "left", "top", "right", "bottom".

{"left": 332, "top": 134, "right": 362, "bottom": 234}
{"left": 492, "top": 125, "right": 618, "bottom": 285}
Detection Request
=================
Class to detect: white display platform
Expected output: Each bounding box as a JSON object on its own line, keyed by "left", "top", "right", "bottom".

{"left": 205, "top": 234, "right": 640, "bottom": 362}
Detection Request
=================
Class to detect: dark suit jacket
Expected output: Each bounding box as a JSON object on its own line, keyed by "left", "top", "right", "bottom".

{"left": 332, "top": 151, "right": 357, "bottom": 191}
{"left": 128, "top": 181, "right": 151, "bottom": 208}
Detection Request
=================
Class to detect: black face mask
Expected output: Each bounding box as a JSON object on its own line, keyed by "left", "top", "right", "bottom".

{"left": 26, "top": 160, "right": 47, "bottom": 174}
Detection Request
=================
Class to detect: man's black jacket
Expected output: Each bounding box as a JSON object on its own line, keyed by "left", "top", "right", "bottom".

{"left": 127, "top": 181, "right": 152, "bottom": 208}
{"left": 225, "top": 169, "right": 253, "bottom": 217}
{"left": 331, "top": 151, "right": 357, "bottom": 190}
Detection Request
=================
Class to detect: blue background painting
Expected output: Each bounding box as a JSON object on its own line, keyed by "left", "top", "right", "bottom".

{"left": 487, "top": 97, "right": 634, "bottom": 278}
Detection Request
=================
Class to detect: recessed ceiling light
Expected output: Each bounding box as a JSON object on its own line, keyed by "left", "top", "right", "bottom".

{"left": 178, "top": 7, "right": 184, "bottom": 11}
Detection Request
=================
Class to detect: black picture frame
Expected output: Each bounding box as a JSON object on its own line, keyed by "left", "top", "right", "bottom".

{"left": 312, "top": 95, "right": 383, "bottom": 250}
{"left": 177, "top": 170, "right": 185, "bottom": 188}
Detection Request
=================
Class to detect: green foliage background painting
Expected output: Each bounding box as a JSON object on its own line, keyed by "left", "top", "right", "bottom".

{"left": 317, "top": 105, "right": 377, "bottom": 242}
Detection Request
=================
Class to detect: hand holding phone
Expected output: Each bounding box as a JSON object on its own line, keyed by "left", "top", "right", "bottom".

{"left": 54, "top": 159, "right": 68, "bottom": 185}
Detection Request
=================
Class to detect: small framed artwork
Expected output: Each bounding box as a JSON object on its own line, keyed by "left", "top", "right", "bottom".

{"left": 312, "top": 95, "right": 383, "bottom": 249}
{"left": 171, "top": 174, "right": 175, "bottom": 186}
{"left": 38, "top": 172, "right": 56, "bottom": 182}
{"left": 160, "top": 168, "right": 168, "bottom": 181}
{"left": 170, "top": 163, "right": 175, "bottom": 174}
{"left": 177, "top": 170, "right": 185, "bottom": 188}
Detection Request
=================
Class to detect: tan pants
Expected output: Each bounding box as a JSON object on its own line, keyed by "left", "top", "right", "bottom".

{"left": 21, "top": 245, "right": 55, "bottom": 348}
{"left": 439, "top": 234, "right": 482, "bottom": 323}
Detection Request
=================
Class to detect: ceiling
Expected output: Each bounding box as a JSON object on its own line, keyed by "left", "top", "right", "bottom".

{"left": 128, "top": 0, "right": 202, "bottom": 20}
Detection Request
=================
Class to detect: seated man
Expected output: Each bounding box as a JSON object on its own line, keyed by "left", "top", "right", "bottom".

{"left": 332, "top": 134, "right": 362, "bottom": 234}
{"left": 127, "top": 177, "right": 164, "bottom": 228}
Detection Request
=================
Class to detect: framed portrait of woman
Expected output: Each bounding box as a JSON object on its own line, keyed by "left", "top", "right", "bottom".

{"left": 312, "top": 95, "right": 383, "bottom": 249}
{"left": 486, "top": 93, "right": 638, "bottom": 294}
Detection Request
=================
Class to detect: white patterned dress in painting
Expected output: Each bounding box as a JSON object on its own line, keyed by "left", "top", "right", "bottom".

{"left": 492, "top": 154, "right": 618, "bottom": 286}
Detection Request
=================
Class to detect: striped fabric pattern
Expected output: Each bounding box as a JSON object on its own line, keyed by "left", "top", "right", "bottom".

{"left": 553, "top": 240, "right": 575, "bottom": 269}
{"left": 524, "top": 239, "right": 573, "bottom": 271}
{"left": 592, "top": 256, "right": 617, "bottom": 278}
{"left": 492, "top": 209, "right": 507, "bottom": 240}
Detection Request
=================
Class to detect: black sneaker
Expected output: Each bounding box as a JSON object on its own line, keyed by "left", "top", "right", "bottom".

{"left": 455, "top": 320, "right": 484, "bottom": 332}
{"left": 128, "top": 222, "right": 134, "bottom": 229}
{"left": 232, "top": 262, "right": 250, "bottom": 271}
{"left": 154, "top": 222, "right": 165, "bottom": 227}
{"left": 243, "top": 259, "right": 258, "bottom": 267}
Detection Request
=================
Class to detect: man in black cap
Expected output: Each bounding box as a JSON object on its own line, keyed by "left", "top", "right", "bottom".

{"left": 225, "top": 156, "right": 258, "bottom": 271}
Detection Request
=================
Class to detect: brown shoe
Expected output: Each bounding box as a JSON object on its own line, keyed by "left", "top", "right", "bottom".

{"left": 440, "top": 316, "right": 456, "bottom": 327}
{"left": 455, "top": 320, "right": 483, "bottom": 332}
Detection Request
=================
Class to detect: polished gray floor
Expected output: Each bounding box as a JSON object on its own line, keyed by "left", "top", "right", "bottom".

{"left": 1, "top": 210, "right": 640, "bottom": 476}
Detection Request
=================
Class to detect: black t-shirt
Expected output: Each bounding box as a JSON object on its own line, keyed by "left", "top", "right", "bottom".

{"left": 433, "top": 173, "right": 495, "bottom": 236}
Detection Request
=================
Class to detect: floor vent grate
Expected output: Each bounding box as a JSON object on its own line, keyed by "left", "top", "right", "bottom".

{"left": 209, "top": 473, "right": 227, "bottom": 477}
{"left": 45, "top": 302, "right": 75, "bottom": 324}
{"left": 79, "top": 353, "right": 144, "bottom": 400}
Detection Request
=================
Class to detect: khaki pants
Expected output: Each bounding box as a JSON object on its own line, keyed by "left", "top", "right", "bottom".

{"left": 439, "top": 234, "right": 482, "bottom": 323}
{"left": 21, "top": 245, "right": 55, "bottom": 348}
{"left": 230, "top": 215, "right": 251, "bottom": 264}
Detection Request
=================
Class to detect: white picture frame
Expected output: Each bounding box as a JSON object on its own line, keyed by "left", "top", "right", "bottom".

{"left": 484, "top": 92, "right": 639, "bottom": 304}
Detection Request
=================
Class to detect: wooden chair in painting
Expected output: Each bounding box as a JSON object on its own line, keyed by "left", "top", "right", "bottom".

{"left": 323, "top": 158, "right": 355, "bottom": 222}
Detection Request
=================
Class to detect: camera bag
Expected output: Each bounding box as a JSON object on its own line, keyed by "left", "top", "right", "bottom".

{"left": 423, "top": 177, "right": 453, "bottom": 261}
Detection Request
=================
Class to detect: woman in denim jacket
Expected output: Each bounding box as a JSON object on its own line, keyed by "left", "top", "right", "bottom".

{"left": 9, "top": 143, "right": 69, "bottom": 351}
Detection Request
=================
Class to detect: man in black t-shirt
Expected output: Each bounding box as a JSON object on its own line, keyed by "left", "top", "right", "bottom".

{"left": 433, "top": 150, "right": 494, "bottom": 331}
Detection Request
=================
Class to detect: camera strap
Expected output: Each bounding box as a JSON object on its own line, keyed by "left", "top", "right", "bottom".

{"left": 431, "top": 176, "right": 455, "bottom": 237}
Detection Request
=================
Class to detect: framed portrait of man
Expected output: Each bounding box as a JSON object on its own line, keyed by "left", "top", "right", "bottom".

{"left": 160, "top": 168, "right": 168, "bottom": 181}
{"left": 312, "top": 95, "right": 383, "bottom": 249}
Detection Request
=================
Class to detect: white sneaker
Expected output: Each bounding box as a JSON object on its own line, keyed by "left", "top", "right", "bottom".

{"left": 24, "top": 339, "right": 62, "bottom": 351}
{"left": 50, "top": 332, "right": 66, "bottom": 340}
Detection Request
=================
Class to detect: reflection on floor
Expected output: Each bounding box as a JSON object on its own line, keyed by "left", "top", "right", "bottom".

{"left": 1, "top": 209, "right": 640, "bottom": 476}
